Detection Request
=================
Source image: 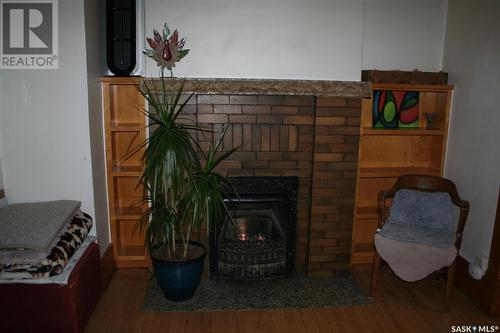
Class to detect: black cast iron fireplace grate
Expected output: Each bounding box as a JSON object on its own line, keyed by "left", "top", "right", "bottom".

{"left": 210, "top": 177, "right": 297, "bottom": 280}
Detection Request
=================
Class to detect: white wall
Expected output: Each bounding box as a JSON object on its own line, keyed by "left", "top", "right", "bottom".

{"left": 84, "top": 0, "right": 110, "bottom": 253}
{"left": 0, "top": 87, "right": 5, "bottom": 207}
{"left": 144, "top": 0, "right": 447, "bottom": 80}
{"left": 0, "top": 0, "right": 96, "bottom": 225}
{"left": 362, "top": 0, "right": 447, "bottom": 71}
{"left": 0, "top": 77, "right": 3, "bottom": 184}
{"left": 145, "top": 0, "right": 365, "bottom": 80}
{"left": 442, "top": 0, "right": 500, "bottom": 267}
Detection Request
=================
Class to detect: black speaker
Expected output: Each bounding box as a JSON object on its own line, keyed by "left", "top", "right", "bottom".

{"left": 106, "top": 0, "right": 136, "bottom": 76}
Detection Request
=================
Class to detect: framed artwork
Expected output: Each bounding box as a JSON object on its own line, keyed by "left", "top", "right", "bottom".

{"left": 372, "top": 90, "right": 419, "bottom": 128}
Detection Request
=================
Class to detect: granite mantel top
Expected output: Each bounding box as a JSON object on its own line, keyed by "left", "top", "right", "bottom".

{"left": 101, "top": 77, "right": 371, "bottom": 98}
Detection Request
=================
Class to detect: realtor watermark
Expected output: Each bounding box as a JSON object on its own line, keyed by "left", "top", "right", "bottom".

{"left": 0, "top": 0, "right": 58, "bottom": 69}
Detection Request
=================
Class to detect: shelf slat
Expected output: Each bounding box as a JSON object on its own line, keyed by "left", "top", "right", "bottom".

{"left": 356, "top": 206, "right": 377, "bottom": 219}
{"left": 111, "top": 171, "right": 141, "bottom": 177}
{"left": 359, "top": 166, "right": 440, "bottom": 178}
{"left": 350, "top": 251, "right": 374, "bottom": 265}
{"left": 371, "top": 83, "right": 454, "bottom": 92}
{"left": 111, "top": 172, "right": 141, "bottom": 177}
{"left": 362, "top": 128, "right": 444, "bottom": 136}
{"left": 110, "top": 122, "right": 142, "bottom": 132}
{"left": 113, "top": 207, "right": 145, "bottom": 219}
{"left": 353, "top": 242, "right": 374, "bottom": 253}
{"left": 117, "top": 245, "right": 146, "bottom": 258}
{"left": 111, "top": 165, "right": 142, "bottom": 177}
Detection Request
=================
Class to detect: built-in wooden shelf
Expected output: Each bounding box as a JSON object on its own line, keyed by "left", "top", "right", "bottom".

{"left": 103, "top": 78, "right": 148, "bottom": 268}
{"left": 351, "top": 83, "right": 453, "bottom": 266}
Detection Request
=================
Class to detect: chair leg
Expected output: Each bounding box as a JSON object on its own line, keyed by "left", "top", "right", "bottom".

{"left": 370, "top": 250, "right": 381, "bottom": 297}
{"left": 445, "top": 260, "right": 457, "bottom": 312}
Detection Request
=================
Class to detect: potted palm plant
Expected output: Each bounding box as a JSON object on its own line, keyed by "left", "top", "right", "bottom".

{"left": 133, "top": 24, "right": 237, "bottom": 302}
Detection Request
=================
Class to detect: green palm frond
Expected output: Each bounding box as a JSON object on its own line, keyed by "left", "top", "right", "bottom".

{"left": 129, "top": 77, "right": 238, "bottom": 259}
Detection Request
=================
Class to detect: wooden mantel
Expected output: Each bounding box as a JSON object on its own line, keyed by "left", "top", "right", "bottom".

{"left": 100, "top": 76, "right": 371, "bottom": 98}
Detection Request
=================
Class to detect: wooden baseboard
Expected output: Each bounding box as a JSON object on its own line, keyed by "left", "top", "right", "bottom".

{"left": 350, "top": 252, "right": 374, "bottom": 265}
{"left": 100, "top": 243, "right": 115, "bottom": 291}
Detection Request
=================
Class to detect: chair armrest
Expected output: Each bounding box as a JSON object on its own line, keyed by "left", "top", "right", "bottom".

{"left": 377, "top": 190, "right": 387, "bottom": 228}
{"left": 455, "top": 200, "right": 470, "bottom": 248}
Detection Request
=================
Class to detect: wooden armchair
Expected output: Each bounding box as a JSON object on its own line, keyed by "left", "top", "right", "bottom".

{"left": 369, "top": 174, "right": 469, "bottom": 311}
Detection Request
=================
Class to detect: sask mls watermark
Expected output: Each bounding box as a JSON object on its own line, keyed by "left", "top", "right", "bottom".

{"left": 451, "top": 325, "right": 500, "bottom": 332}
{"left": 0, "top": 0, "right": 58, "bottom": 69}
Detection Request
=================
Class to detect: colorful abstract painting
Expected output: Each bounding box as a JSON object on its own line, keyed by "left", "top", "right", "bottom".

{"left": 372, "top": 90, "right": 419, "bottom": 128}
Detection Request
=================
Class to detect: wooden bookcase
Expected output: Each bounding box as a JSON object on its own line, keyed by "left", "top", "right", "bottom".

{"left": 350, "top": 83, "right": 453, "bottom": 265}
{"left": 102, "top": 77, "right": 149, "bottom": 267}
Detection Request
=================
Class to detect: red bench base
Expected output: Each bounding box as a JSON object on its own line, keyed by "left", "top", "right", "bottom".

{"left": 0, "top": 242, "right": 102, "bottom": 333}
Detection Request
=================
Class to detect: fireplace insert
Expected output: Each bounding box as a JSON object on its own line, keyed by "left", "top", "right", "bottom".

{"left": 210, "top": 177, "right": 297, "bottom": 280}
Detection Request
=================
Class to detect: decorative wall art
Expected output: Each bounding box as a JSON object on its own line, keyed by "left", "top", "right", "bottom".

{"left": 372, "top": 90, "right": 419, "bottom": 128}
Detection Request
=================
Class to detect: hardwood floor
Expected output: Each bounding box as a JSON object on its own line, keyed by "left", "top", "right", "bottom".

{"left": 85, "top": 266, "right": 499, "bottom": 333}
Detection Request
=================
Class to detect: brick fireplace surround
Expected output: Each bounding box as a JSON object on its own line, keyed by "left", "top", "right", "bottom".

{"left": 150, "top": 79, "right": 369, "bottom": 277}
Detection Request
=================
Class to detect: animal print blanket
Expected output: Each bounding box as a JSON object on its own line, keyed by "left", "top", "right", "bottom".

{"left": 0, "top": 211, "right": 93, "bottom": 280}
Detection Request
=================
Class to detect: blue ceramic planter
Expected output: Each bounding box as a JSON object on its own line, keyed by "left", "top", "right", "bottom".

{"left": 151, "top": 241, "right": 206, "bottom": 302}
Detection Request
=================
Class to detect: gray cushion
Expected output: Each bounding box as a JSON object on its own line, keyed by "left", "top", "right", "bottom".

{"left": 0, "top": 200, "right": 81, "bottom": 251}
{"left": 378, "top": 189, "right": 456, "bottom": 248}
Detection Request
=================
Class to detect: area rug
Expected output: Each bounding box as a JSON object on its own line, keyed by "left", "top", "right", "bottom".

{"left": 142, "top": 274, "right": 370, "bottom": 312}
